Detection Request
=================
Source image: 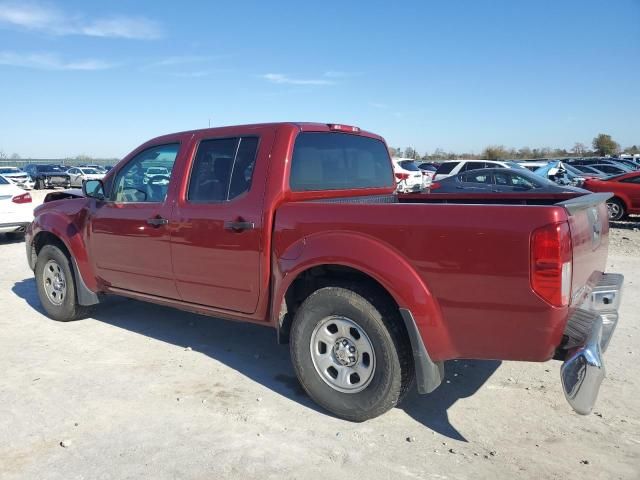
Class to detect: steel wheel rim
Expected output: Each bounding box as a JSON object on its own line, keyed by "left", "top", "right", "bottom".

{"left": 607, "top": 202, "right": 621, "bottom": 219}
{"left": 309, "top": 315, "right": 376, "bottom": 393}
{"left": 42, "top": 259, "right": 67, "bottom": 306}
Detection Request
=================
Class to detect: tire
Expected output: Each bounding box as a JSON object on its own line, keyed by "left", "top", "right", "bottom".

{"left": 35, "top": 244, "right": 93, "bottom": 321}
{"left": 290, "top": 284, "right": 414, "bottom": 422}
{"left": 606, "top": 198, "right": 625, "bottom": 221}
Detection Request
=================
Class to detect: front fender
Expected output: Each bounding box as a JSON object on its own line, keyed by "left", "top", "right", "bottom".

{"left": 272, "top": 231, "right": 454, "bottom": 360}
{"left": 30, "top": 199, "right": 99, "bottom": 293}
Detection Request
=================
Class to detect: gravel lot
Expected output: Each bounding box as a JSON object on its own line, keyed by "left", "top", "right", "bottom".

{"left": 1, "top": 191, "right": 639, "bottom": 480}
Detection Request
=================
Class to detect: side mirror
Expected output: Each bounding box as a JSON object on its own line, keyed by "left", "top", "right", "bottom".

{"left": 82, "top": 179, "right": 105, "bottom": 200}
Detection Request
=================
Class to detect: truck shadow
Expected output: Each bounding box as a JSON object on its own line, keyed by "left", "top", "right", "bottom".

{"left": 12, "top": 277, "right": 500, "bottom": 441}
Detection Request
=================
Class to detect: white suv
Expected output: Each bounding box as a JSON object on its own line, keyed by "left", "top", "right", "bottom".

{"left": 433, "top": 160, "right": 526, "bottom": 181}
{"left": 392, "top": 158, "right": 428, "bottom": 192}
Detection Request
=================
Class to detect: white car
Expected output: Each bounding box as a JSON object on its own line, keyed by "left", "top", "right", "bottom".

{"left": 433, "top": 159, "right": 527, "bottom": 181}
{"left": 0, "top": 175, "right": 33, "bottom": 239}
{"left": 143, "top": 166, "right": 170, "bottom": 184}
{"left": 392, "top": 158, "right": 428, "bottom": 193}
{"left": 0, "top": 167, "right": 35, "bottom": 190}
{"left": 66, "top": 167, "right": 105, "bottom": 187}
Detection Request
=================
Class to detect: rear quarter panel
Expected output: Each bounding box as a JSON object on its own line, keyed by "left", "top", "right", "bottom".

{"left": 274, "top": 201, "right": 573, "bottom": 362}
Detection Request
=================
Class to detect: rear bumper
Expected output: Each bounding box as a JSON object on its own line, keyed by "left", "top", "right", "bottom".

{"left": 560, "top": 273, "right": 623, "bottom": 415}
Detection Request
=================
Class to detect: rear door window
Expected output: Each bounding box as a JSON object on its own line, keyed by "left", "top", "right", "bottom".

{"left": 290, "top": 132, "right": 393, "bottom": 191}
{"left": 460, "top": 161, "right": 487, "bottom": 172}
{"left": 188, "top": 136, "right": 259, "bottom": 202}
{"left": 460, "top": 171, "right": 492, "bottom": 184}
{"left": 398, "top": 160, "right": 420, "bottom": 171}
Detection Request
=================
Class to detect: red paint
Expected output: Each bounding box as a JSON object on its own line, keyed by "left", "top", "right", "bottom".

{"left": 26, "top": 122, "right": 611, "bottom": 364}
{"left": 583, "top": 172, "right": 640, "bottom": 215}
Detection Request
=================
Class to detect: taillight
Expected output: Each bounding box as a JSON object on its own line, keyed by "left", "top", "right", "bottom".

{"left": 12, "top": 192, "right": 32, "bottom": 204}
{"left": 530, "top": 222, "right": 572, "bottom": 307}
{"left": 429, "top": 182, "right": 441, "bottom": 190}
{"left": 395, "top": 173, "right": 409, "bottom": 180}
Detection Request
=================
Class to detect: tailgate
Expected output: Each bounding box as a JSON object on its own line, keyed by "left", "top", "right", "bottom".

{"left": 557, "top": 193, "right": 611, "bottom": 304}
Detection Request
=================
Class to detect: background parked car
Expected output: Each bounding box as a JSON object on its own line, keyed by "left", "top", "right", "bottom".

{"left": 518, "top": 160, "right": 550, "bottom": 172}
{"left": 0, "top": 174, "right": 33, "bottom": 240}
{"left": 143, "top": 166, "right": 170, "bottom": 184}
{"left": 23, "top": 164, "right": 71, "bottom": 190}
{"left": 582, "top": 164, "right": 631, "bottom": 176}
{"left": 533, "top": 161, "right": 587, "bottom": 186}
{"left": 429, "top": 167, "right": 587, "bottom": 194}
{"left": 0, "top": 167, "right": 34, "bottom": 190}
{"left": 433, "top": 159, "right": 526, "bottom": 181}
{"left": 78, "top": 164, "right": 108, "bottom": 173}
{"left": 392, "top": 158, "right": 427, "bottom": 192}
{"left": 66, "top": 167, "right": 105, "bottom": 187}
{"left": 583, "top": 171, "right": 640, "bottom": 220}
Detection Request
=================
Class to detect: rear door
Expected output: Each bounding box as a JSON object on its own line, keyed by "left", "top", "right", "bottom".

{"left": 88, "top": 140, "right": 184, "bottom": 298}
{"left": 170, "top": 128, "right": 275, "bottom": 313}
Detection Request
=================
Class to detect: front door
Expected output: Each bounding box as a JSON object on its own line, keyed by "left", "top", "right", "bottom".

{"left": 88, "top": 142, "right": 182, "bottom": 298}
{"left": 170, "top": 131, "right": 273, "bottom": 314}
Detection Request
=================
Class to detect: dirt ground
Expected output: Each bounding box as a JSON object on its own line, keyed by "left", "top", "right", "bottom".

{"left": 1, "top": 191, "right": 639, "bottom": 480}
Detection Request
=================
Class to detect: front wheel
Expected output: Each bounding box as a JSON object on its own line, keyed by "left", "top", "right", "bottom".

{"left": 290, "top": 285, "right": 413, "bottom": 422}
{"left": 35, "top": 245, "right": 93, "bottom": 321}
{"left": 606, "top": 198, "right": 625, "bottom": 221}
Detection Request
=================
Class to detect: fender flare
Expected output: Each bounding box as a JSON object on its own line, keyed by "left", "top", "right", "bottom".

{"left": 272, "top": 231, "right": 454, "bottom": 361}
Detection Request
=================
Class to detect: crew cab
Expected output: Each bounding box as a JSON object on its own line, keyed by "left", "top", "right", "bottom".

{"left": 26, "top": 122, "right": 623, "bottom": 421}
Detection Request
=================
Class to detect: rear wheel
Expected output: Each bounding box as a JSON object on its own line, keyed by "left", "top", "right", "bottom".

{"left": 35, "top": 244, "right": 93, "bottom": 321}
{"left": 606, "top": 198, "right": 625, "bottom": 221}
{"left": 290, "top": 284, "right": 413, "bottom": 422}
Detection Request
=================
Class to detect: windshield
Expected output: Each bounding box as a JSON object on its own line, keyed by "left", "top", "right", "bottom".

{"left": 398, "top": 160, "right": 420, "bottom": 171}
{"left": 0, "top": 167, "right": 20, "bottom": 174}
{"left": 81, "top": 168, "right": 100, "bottom": 174}
{"left": 37, "top": 165, "right": 65, "bottom": 172}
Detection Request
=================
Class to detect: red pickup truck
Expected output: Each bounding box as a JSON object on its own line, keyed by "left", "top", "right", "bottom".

{"left": 26, "top": 122, "right": 623, "bottom": 421}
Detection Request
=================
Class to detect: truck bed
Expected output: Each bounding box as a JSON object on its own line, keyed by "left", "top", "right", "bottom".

{"left": 274, "top": 192, "right": 610, "bottom": 362}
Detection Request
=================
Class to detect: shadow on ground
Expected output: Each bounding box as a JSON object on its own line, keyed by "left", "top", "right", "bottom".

{"left": 610, "top": 216, "right": 640, "bottom": 230}
{"left": 12, "top": 277, "right": 500, "bottom": 440}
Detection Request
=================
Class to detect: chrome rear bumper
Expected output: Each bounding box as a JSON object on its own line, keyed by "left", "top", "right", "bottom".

{"left": 561, "top": 273, "right": 623, "bottom": 415}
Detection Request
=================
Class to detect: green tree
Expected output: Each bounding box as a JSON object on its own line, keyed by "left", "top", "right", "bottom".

{"left": 592, "top": 134, "right": 619, "bottom": 156}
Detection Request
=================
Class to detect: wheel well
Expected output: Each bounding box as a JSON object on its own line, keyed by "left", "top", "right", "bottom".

{"left": 277, "top": 265, "right": 400, "bottom": 344}
{"left": 33, "top": 231, "right": 69, "bottom": 258}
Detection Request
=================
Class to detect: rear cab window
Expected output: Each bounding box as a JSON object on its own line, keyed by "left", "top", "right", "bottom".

{"left": 398, "top": 160, "right": 420, "bottom": 171}
{"left": 289, "top": 132, "right": 393, "bottom": 191}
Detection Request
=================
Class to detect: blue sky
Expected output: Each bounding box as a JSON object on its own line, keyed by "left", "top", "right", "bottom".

{"left": 0, "top": 0, "right": 638, "bottom": 158}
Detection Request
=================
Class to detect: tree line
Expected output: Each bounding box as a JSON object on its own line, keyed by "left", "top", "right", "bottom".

{"left": 391, "top": 133, "right": 639, "bottom": 162}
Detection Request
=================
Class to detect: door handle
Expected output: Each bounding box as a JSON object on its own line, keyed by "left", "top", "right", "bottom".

{"left": 224, "top": 220, "right": 255, "bottom": 232}
{"left": 147, "top": 216, "right": 169, "bottom": 227}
